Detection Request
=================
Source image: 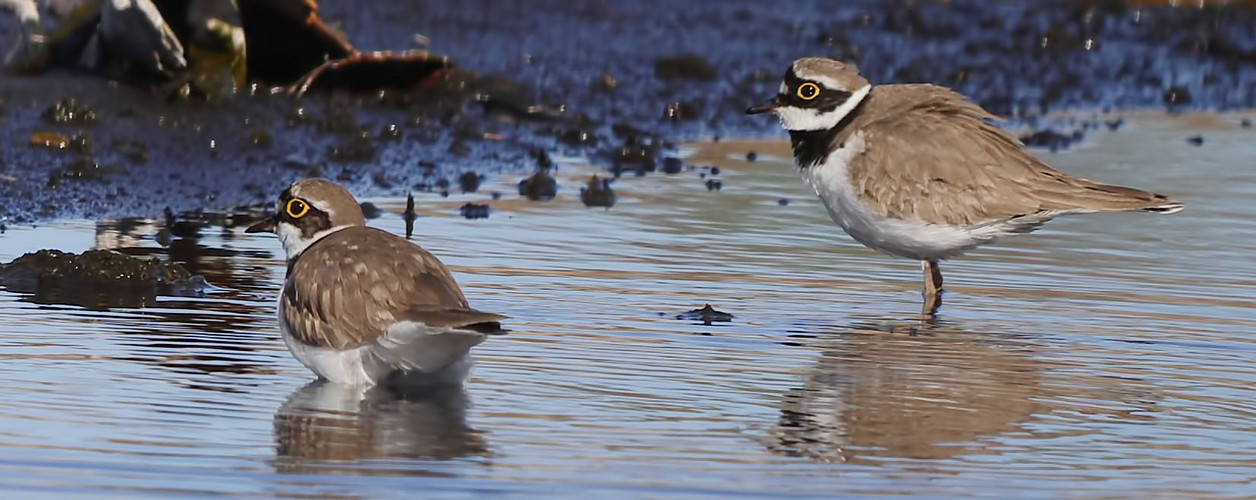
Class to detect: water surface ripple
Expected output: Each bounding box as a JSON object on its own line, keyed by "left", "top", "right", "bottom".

{"left": 0, "top": 115, "right": 1253, "bottom": 498}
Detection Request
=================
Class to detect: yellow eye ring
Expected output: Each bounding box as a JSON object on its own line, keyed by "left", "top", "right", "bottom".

{"left": 286, "top": 198, "right": 310, "bottom": 219}
{"left": 797, "top": 82, "right": 820, "bottom": 100}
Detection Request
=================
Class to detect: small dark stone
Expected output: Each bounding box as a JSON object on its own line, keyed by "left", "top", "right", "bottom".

{"left": 530, "top": 148, "right": 554, "bottom": 170}
{"left": 0, "top": 249, "right": 205, "bottom": 307}
{"left": 1187, "top": 135, "right": 1204, "bottom": 146}
{"left": 403, "top": 193, "right": 416, "bottom": 239}
{"left": 661, "top": 157, "right": 684, "bottom": 174}
{"left": 745, "top": 151, "right": 758, "bottom": 162}
{"left": 518, "top": 169, "right": 558, "bottom": 201}
{"left": 359, "top": 202, "right": 382, "bottom": 219}
{"left": 435, "top": 177, "right": 450, "bottom": 190}
{"left": 710, "top": 167, "right": 721, "bottom": 175}
{"left": 674, "top": 304, "right": 734, "bottom": 325}
{"left": 1105, "top": 118, "right": 1125, "bottom": 131}
{"left": 705, "top": 179, "right": 722, "bottom": 191}
{"left": 1242, "top": 118, "right": 1252, "bottom": 128}
{"left": 610, "top": 139, "right": 657, "bottom": 177}
{"left": 580, "top": 175, "right": 616, "bottom": 208}
{"left": 491, "top": 191, "right": 502, "bottom": 200}
{"left": 459, "top": 203, "right": 491, "bottom": 219}
{"left": 458, "top": 172, "right": 481, "bottom": 193}
{"left": 778, "top": 198, "right": 790, "bottom": 206}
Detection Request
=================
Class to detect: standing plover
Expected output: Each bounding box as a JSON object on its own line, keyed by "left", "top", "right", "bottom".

{"left": 747, "top": 57, "right": 1181, "bottom": 309}
{"left": 246, "top": 178, "right": 505, "bottom": 386}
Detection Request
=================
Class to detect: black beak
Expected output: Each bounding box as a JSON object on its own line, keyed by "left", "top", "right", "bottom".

{"left": 745, "top": 96, "right": 782, "bottom": 115}
{"left": 245, "top": 215, "right": 277, "bottom": 234}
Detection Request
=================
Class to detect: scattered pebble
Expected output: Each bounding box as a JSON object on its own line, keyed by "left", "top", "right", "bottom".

{"left": 1187, "top": 135, "right": 1204, "bottom": 146}
{"left": 580, "top": 175, "right": 616, "bottom": 208}
{"left": 710, "top": 167, "right": 721, "bottom": 176}
{"left": 459, "top": 203, "right": 491, "bottom": 219}
{"left": 359, "top": 202, "right": 382, "bottom": 219}
{"left": 1105, "top": 118, "right": 1125, "bottom": 131}
{"left": 519, "top": 153, "right": 558, "bottom": 201}
{"left": 459, "top": 172, "right": 482, "bottom": 193}
{"left": 403, "top": 193, "right": 416, "bottom": 239}
{"left": 518, "top": 170, "right": 557, "bottom": 201}
{"left": 745, "top": 151, "right": 758, "bottom": 162}
{"left": 778, "top": 198, "right": 790, "bottom": 206}
{"left": 705, "top": 179, "right": 722, "bottom": 191}
{"left": 1242, "top": 118, "right": 1252, "bottom": 128}
{"left": 661, "top": 157, "right": 684, "bottom": 174}
{"left": 674, "top": 304, "right": 734, "bottom": 325}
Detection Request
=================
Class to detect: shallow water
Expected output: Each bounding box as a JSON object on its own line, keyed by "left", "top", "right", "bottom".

{"left": 0, "top": 114, "right": 1254, "bottom": 498}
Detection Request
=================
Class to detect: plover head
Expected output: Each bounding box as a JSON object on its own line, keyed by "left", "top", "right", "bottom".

{"left": 246, "top": 178, "right": 367, "bottom": 259}
{"left": 746, "top": 57, "right": 872, "bottom": 132}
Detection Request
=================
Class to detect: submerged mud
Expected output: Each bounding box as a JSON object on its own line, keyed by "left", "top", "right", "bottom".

{"left": 2, "top": 0, "right": 1256, "bottom": 223}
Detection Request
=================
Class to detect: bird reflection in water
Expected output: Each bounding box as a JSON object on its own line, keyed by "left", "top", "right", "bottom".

{"left": 767, "top": 316, "right": 1163, "bottom": 464}
{"left": 273, "top": 380, "right": 491, "bottom": 475}
{"left": 767, "top": 317, "right": 1046, "bottom": 463}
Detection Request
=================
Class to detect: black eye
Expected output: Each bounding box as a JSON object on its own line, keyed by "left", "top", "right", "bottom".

{"left": 286, "top": 198, "right": 310, "bottom": 219}
{"left": 796, "top": 82, "right": 820, "bottom": 100}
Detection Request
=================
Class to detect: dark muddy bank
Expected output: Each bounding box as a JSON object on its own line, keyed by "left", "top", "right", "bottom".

{"left": 2, "top": 0, "right": 1255, "bottom": 223}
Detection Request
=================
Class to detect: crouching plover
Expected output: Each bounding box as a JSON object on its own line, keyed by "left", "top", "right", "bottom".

{"left": 246, "top": 178, "right": 505, "bottom": 386}
{"left": 747, "top": 57, "right": 1182, "bottom": 311}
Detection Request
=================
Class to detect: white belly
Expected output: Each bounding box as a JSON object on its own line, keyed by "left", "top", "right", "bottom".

{"left": 799, "top": 132, "right": 998, "bottom": 261}
{"left": 275, "top": 291, "right": 473, "bottom": 387}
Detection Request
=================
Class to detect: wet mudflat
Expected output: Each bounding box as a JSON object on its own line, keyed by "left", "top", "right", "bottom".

{"left": 5, "top": 0, "right": 1256, "bottom": 223}
{"left": 0, "top": 113, "right": 1252, "bottom": 497}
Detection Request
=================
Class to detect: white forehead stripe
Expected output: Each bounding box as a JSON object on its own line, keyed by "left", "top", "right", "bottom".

{"left": 287, "top": 185, "right": 336, "bottom": 219}
{"left": 796, "top": 73, "right": 846, "bottom": 92}
{"left": 774, "top": 84, "right": 872, "bottom": 132}
{"left": 791, "top": 60, "right": 853, "bottom": 92}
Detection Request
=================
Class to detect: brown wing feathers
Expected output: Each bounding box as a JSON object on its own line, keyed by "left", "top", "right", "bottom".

{"left": 282, "top": 227, "right": 504, "bottom": 349}
{"left": 850, "top": 85, "right": 1181, "bottom": 227}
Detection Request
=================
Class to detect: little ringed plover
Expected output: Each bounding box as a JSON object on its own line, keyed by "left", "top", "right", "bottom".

{"left": 246, "top": 178, "right": 505, "bottom": 386}
{"left": 747, "top": 57, "right": 1182, "bottom": 309}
